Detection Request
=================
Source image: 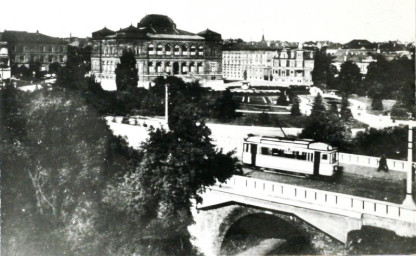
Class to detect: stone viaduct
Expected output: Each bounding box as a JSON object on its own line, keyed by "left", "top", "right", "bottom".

{"left": 189, "top": 175, "right": 416, "bottom": 256}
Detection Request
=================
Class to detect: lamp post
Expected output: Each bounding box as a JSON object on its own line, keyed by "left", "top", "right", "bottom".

{"left": 402, "top": 118, "right": 416, "bottom": 208}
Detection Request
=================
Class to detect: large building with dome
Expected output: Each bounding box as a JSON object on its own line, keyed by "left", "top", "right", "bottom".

{"left": 91, "top": 14, "right": 223, "bottom": 89}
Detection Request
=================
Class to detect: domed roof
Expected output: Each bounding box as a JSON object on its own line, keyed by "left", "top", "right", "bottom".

{"left": 138, "top": 14, "right": 178, "bottom": 34}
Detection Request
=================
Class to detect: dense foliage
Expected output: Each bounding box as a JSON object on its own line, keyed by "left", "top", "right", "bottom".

{"left": 290, "top": 95, "right": 301, "bottom": 116}
{"left": 300, "top": 93, "right": 352, "bottom": 149}
{"left": 311, "top": 49, "right": 337, "bottom": 89}
{"left": 115, "top": 50, "right": 138, "bottom": 91}
{"left": 1, "top": 86, "right": 140, "bottom": 255}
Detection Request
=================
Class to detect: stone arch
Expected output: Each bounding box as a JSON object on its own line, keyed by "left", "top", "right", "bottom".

{"left": 155, "top": 61, "right": 162, "bottom": 73}
{"left": 189, "top": 61, "right": 196, "bottom": 72}
{"left": 148, "top": 61, "right": 154, "bottom": 73}
{"left": 212, "top": 206, "right": 320, "bottom": 256}
{"left": 197, "top": 62, "right": 204, "bottom": 73}
{"left": 181, "top": 62, "right": 188, "bottom": 74}
{"left": 165, "top": 61, "right": 171, "bottom": 74}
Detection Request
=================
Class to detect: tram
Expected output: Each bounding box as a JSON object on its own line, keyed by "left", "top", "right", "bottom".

{"left": 242, "top": 135, "right": 339, "bottom": 176}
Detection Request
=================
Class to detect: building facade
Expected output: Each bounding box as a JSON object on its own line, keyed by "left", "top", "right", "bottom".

{"left": 222, "top": 48, "right": 275, "bottom": 81}
{"left": 0, "top": 39, "right": 11, "bottom": 82}
{"left": 0, "top": 30, "right": 67, "bottom": 72}
{"left": 271, "top": 47, "right": 314, "bottom": 86}
{"left": 222, "top": 44, "right": 314, "bottom": 86}
{"left": 91, "top": 14, "right": 222, "bottom": 89}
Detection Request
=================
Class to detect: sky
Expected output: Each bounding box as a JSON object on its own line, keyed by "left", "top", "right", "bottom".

{"left": 1, "top": 0, "right": 415, "bottom": 43}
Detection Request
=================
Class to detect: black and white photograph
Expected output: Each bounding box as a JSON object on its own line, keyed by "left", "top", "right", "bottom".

{"left": 1, "top": 0, "right": 415, "bottom": 255}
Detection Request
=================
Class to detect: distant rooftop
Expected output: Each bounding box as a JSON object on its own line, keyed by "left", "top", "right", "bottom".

{"left": 92, "top": 14, "right": 220, "bottom": 41}
{"left": 1, "top": 30, "right": 66, "bottom": 44}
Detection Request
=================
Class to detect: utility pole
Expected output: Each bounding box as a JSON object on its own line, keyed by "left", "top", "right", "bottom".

{"left": 402, "top": 119, "right": 416, "bottom": 208}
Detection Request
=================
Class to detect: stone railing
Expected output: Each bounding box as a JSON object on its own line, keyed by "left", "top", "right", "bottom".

{"left": 339, "top": 153, "right": 413, "bottom": 172}
{"left": 216, "top": 175, "right": 416, "bottom": 223}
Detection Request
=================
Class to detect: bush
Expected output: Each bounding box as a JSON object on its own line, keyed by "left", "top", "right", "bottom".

{"left": 121, "top": 115, "right": 130, "bottom": 124}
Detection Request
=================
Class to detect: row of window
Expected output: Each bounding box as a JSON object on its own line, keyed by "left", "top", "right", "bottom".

{"left": 101, "top": 44, "right": 215, "bottom": 56}
{"left": 14, "top": 45, "right": 66, "bottom": 53}
{"left": 224, "top": 52, "right": 311, "bottom": 59}
{"left": 15, "top": 54, "right": 65, "bottom": 63}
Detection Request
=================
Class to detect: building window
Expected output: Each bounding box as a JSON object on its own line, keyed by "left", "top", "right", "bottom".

{"left": 156, "top": 44, "right": 163, "bottom": 55}
{"left": 182, "top": 45, "right": 188, "bottom": 55}
{"left": 198, "top": 46, "right": 204, "bottom": 56}
{"left": 165, "top": 44, "right": 171, "bottom": 55}
{"left": 174, "top": 45, "right": 180, "bottom": 55}
{"left": 148, "top": 44, "right": 155, "bottom": 55}
{"left": 190, "top": 45, "right": 196, "bottom": 56}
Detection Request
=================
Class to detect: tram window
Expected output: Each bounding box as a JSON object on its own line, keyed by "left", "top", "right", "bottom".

{"left": 271, "top": 148, "right": 280, "bottom": 156}
{"left": 298, "top": 152, "right": 307, "bottom": 160}
{"left": 322, "top": 154, "right": 328, "bottom": 160}
{"left": 261, "top": 147, "right": 270, "bottom": 155}
{"left": 332, "top": 153, "right": 337, "bottom": 163}
{"left": 244, "top": 144, "right": 249, "bottom": 152}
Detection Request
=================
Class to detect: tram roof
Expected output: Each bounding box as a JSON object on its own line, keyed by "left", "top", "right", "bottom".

{"left": 244, "top": 135, "right": 336, "bottom": 151}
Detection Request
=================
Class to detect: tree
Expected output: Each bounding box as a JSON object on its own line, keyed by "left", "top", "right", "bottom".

{"left": 311, "top": 49, "right": 336, "bottom": 89}
{"left": 371, "top": 93, "right": 383, "bottom": 111}
{"left": 55, "top": 46, "right": 92, "bottom": 91}
{"left": 290, "top": 95, "right": 301, "bottom": 116}
{"left": 338, "top": 61, "right": 362, "bottom": 95}
{"left": 28, "top": 60, "right": 42, "bottom": 79}
{"left": 1, "top": 88, "right": 138, "bottom": 255}
{"left": 340, "top": 95, "right": 352, "bottom": 121}
{"left": 211, "top": 88, "right": 239, "bottom": 121}
{"left": 300, "top": 93, "right": 351, "bottom": 148}
{"left": 329, "top": 102, "right": 339, "bottom": 119}
{"left": 111, "top": 99, "right": 241, "bottom": 255}
{"left": 48, "top": 62, "right": 62, "bottom": 74}
{"left": 115, "top": 50, "right": 138, "bottom": 91}
{"left": 276, "top": 93, "right": 289, "bottom": 106}
{"left": 309, "top": 93, "right": 326, "bottom": 120}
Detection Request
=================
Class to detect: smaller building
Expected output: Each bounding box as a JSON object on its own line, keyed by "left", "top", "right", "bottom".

{"left": 331, "top": 49, "right": 377, "bottom": 75}
{"left": 271, "top": 45, "right": 314, "bottom": 86}
{"left": 0, "top": 38, "right": 11, "bottom": 82}
{"left": 222, "top": 42, "right": 314, "bottom": 86}
{"left": 1, "top": 30, "right": 68, "bottom": 72}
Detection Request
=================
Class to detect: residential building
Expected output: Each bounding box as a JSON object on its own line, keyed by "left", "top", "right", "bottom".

{"left": 271, "top": 45, "right": 314, "bottom": 86}
{"left": 332, "top": 50, "right": 377, "bottom": 75}
{"left": 0, "top": 36, "right": 11, "bottom": 81}
{"left": 91, "top": 14, "right": 223, "bottom": 89}
{"left": 0, "top": 30, "right": 68, "bottom": 72}
{"left": 222, "top": 45, "right": 276, "bottom": 81}
{"left": 222, "top": 42, "right": 314, "bottom": 86}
